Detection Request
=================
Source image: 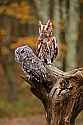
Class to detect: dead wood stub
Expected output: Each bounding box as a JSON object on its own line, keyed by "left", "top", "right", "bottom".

{"left": 19, "top": 48, "right": 83, "bottom": 125}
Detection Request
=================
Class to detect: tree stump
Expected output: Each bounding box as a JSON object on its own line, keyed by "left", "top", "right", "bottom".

{"left": 16, "top": 46, "right": 83, "bottom": 125}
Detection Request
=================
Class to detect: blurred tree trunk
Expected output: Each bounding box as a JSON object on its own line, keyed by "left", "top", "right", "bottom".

{"left": 77, "top": 1, "right": 83, "bottom": 67}
{"left": 53, "top": 0, "right": 80, "bottom": 71}
{"left": 53, "top": 0, "right": 63, "bottom": 68}
{"left": 0, "top": 16, "right": 17, "bottom": 101}
{"left": 60, "top": 0, "right": 67, "bottom": 71}
{"left": 49, "top": 0, "right": 54, "bottom": 19}
{"left": 0, "top": 45, "right": 17, "bottom": 101}
{"left": 2, "top": 63, "right": 17, "bottom": 101}
{"left": 33, "top": 0, "right": 49, "bottom": 22}
{"left": 53, "top": 0, "right": 61, "bottom": 43}
{"left": 65, "top": 0, "right": 80, "bottom": 71}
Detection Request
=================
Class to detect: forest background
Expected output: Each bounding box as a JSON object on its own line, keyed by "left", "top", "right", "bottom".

{"left": 0, "top": 0, "right": 83, "bottom": 125}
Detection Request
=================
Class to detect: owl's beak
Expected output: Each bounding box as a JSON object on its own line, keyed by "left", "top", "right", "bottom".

{"left": 15, "top": 56, "right": 19, "bottom": 63}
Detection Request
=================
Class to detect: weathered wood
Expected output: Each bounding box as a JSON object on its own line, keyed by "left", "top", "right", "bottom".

{"left": 17, "top": 47, "right": 83, "bottom": 125}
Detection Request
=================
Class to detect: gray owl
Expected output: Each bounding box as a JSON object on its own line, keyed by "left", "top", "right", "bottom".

{"left": 15, "top": 45, "right": 46, "bottom": 82}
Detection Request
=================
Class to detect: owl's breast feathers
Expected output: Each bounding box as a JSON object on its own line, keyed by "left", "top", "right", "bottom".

{"left": 37, "top": 36, "right": 58, "bottom": 63}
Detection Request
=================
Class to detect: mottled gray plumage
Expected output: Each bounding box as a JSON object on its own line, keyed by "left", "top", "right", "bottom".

{"left": 15, "top": 45, "right": 46, "bottom": 82}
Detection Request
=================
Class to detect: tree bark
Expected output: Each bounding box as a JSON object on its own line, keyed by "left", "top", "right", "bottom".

{"left": 21, "top": 47, "right": 83, "bottom": 125}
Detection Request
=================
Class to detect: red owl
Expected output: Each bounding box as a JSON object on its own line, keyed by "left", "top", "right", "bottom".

{"left": 36, "top": 19, "right": 58, "bottom": 64}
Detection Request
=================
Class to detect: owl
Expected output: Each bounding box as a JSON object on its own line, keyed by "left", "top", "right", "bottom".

{"left": 15, "top": 45, "right": 46, "bottom": 82}
{"left": 37, "top": 19, "right": 58, "bottom": 64}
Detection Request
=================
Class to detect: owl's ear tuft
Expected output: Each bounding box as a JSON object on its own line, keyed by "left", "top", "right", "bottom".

{"left": 47, "top": 19, "right": 52, "bottom": 28}
{"left": 39, "top": 21, "right": 42, "bottom": 34}
{"left": 47, "top": 19, "right": 51, "bottom": 24}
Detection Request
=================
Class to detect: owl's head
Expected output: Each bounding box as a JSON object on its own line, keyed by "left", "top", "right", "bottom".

{"left": 15, "top": 45, "right": 33, "bottom": 63}
{"left": 39, "top": 19, "right": 53, "bottom": 38}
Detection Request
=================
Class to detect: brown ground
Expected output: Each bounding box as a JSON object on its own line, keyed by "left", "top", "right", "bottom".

{"left": 0, "top": 115, "right": 46, "bottom": 125}
{"left": 0, "top": 113, "right": 82, "bottom": 125}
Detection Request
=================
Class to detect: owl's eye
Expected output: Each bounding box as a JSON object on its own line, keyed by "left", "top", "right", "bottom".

{"left": 21, "top": 49, "right": 25, "bottom": 54}
{"left": 46, "top": 27, "right": 48, "bottom": 30}
{"left": 16, "top": 51, "right": 19, "bottom": 54}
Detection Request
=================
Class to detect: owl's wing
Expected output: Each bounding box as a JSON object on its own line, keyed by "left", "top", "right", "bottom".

{"left": 36, "top": 37, "right": 42, "bottom": 56}
{"left": 52, "top": 37, "right": 58, "bottom": 57}
{"left": 50, "top": 37, "right": 58, "bottom": 63}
